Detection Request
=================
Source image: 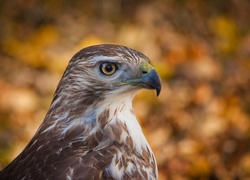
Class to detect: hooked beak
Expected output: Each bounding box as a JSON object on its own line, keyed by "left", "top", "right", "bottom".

{"left": 117, "top": 61, "right": 162, "bottom": 96}
{"left": 140, "top": 68, "right": 161, "bottom": 96}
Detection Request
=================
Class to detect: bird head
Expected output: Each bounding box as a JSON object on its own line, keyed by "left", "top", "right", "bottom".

{"left": 51, "top": 44, "right": 161, "bottom": 116}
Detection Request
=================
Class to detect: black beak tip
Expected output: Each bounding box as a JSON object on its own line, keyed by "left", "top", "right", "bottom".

{"left": 154, "top": 75, "right": 161, "bottom": 97}
{"left": 150, "top": 69, "right": 162, "bottom": 97}
{"left": 141, "top": 68, "right": 162, "bottom": 97}
{"left": 156, "top": 84, "right": 161, "bottom": 97}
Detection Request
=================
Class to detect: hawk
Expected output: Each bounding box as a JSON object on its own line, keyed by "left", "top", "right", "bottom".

{"left": 0, "top": 44, "right": 161, "bottom": 179}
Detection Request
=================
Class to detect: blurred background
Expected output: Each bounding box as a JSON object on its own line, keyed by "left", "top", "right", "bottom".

{"left": 0, "top": 0, "right": 250, "bottom": 179}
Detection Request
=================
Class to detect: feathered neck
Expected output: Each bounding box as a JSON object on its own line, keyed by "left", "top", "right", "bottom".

{"left": 93, "top": 94, "right": 152, "bottom": 155}
{"left": 36, "top": 90, "right": 153, "bottom": 162}
{"left": 95, "top": 96, "right": 158, "bottom": 179}
{"left": 38, "top": 91, "right": 153, "bottom": 158}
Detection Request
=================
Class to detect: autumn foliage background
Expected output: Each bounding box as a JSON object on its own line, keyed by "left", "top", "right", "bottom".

{"left": 1, "top": 0, "right": 250, "bottom": 179}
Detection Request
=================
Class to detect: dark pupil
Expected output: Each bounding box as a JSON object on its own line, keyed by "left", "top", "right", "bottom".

{"left": 105, "top": 64, "right": 113, "bottom": 72}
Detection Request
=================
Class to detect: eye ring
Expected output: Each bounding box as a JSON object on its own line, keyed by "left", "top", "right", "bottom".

{"left": 100, "top": 62, "right": 117, "bottom": 75}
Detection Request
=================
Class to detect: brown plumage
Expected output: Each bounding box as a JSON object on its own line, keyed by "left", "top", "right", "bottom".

{"left": 0, "top": 44, "right": 161, "bottom": 180}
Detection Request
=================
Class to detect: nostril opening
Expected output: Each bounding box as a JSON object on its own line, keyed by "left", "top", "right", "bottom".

{"left": 142, "top": 70, "right": 148, "bottom": 74}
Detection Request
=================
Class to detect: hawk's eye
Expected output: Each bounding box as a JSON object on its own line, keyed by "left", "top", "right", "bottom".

{"left": 100, "top": 62, "right": 117, "bottom": 75}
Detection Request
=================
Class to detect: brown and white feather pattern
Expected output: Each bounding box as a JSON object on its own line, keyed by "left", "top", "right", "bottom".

{"left": 0, "top": 44, "right": 160, "bottom": 180}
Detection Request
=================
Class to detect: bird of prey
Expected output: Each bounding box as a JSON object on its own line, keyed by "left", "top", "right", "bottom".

{"left": 0, "top": 44, "right": 161, "bottom": 180}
